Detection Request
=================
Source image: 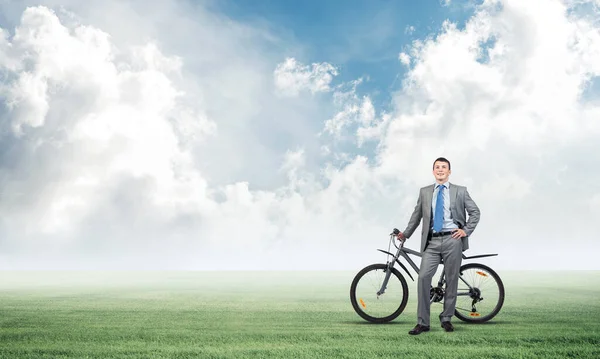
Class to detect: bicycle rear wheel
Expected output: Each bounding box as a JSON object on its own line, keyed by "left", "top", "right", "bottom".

{"left": 454, "top": 263, "right": 505, "bottom": 323}
{"left": 350, "top": 264, "right": 409, "bottom": 323}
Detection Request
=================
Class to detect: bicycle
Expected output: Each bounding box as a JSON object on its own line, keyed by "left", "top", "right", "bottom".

{"left": 350, "top": 228, "right": 505, "bottom": 324}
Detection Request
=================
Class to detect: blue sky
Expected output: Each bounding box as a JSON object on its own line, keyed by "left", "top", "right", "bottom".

{"left": 208, "top": 0, "right": 480, "bottom": 110}
{"left": 178, "top": 0, "right": 486, "bottom": 184}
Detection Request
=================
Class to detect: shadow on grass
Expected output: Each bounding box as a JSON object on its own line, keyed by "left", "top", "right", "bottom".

{"left": 458, "top": 320, "right": 513, "bottom": 325}
{"left": 342, "top": 320, "right": 513, "bottom": 326}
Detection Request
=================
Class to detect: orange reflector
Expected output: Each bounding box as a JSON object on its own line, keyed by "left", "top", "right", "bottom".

{"left": 359, "top": 298, "right": 366, "bottom": 309}
{"left": 476, "top": 271, "right": 488, "bottom": 277}
{"left": 470, "top": 312, "right": 481, "bottom": 317}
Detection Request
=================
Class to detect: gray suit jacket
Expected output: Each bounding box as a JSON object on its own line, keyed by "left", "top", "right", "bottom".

{"left": 402, "top": 183, "right": 480, "bottom": 253}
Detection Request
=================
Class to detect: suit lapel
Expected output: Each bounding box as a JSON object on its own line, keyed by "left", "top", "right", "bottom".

{"left": 424, "top": 184, "right": 434, "bottom": 219}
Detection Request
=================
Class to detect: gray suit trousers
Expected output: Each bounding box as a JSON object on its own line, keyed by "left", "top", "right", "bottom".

{"left": 417, "top": 234, "right": 463, "bottom": 326}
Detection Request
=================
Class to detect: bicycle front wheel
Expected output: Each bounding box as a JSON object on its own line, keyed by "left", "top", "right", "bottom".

{"left": 454, "top": 263, "right": 505, "bottom": 323}
{"left": 350, "top": 264, "right": 409, "bottom": 323}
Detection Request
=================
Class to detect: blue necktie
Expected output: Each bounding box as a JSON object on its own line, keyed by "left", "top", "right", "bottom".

{"left": 433, "top": 185, "right": 444, "bottom": 232}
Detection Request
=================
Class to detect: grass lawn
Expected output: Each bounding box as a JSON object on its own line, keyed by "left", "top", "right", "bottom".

{"left": 0, "top": 270, "right": 599, "bottom": 358}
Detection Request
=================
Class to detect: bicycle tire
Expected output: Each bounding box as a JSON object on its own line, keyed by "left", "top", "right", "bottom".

{"left": 454, "top": 263, "right": 505, "bottom": 323}
{"left": 350, "top": 263, "right": 409, "bottom": 323}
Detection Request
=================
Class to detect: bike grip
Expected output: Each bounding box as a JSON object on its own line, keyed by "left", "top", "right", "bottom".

{"left": 391, "top": 228, "right": 400, "bottom": 235}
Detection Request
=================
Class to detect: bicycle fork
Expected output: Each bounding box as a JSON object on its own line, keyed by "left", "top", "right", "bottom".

{"left": 376, "top": 262, "right": 395, "bottom": 296}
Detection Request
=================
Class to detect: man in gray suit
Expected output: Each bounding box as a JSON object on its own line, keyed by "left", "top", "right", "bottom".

{"left": 396, "top": 157, "right": 480, "bottom": 335}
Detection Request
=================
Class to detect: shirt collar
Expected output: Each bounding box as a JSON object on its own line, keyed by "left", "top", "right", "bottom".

{"left": 435, "top": 182, "right": 449, "bottom": 190}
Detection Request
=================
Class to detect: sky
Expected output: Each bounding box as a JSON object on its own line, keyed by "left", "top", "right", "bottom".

{"left": 0, "top": 0, "right": 600, "bottom": 271}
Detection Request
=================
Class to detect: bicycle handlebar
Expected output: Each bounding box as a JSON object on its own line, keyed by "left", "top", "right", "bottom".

{"left": 389, "top": 228, "right": 405, "bottom": 250}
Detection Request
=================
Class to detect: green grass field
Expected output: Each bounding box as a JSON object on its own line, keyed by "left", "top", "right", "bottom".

{"left": 1, "top": 270, "right": 599, "bottom": 359}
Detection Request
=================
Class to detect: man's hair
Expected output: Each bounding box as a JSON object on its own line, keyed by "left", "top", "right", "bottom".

{"left": 433, "top": 157, "right": 451, "bottom": 170}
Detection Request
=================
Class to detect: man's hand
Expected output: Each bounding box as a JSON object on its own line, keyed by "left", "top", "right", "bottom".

{"left": 451, "top": 228, "right": 466, "bottom": 239}
{"left": 396, "top": 231, "right": 406, "bottom": 241}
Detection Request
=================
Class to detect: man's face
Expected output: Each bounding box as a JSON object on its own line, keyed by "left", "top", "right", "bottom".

{"left": 432, "top": 161, "right": 451, "bottom": 183}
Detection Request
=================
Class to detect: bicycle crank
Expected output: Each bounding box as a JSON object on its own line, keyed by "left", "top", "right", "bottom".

{"left": 430, "top": 286, "right": 445, "bottom": 303}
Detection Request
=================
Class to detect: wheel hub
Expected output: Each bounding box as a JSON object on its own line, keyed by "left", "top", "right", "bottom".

{"left": 470, "top": 287, "right": 482, "bottom": 301}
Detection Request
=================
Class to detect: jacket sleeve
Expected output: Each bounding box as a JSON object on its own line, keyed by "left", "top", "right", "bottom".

{"left": 402, "top": 189, "right": 423, "bottom": 238}
{"left": 464, "top": 188, "right": 480, "bottom": 236}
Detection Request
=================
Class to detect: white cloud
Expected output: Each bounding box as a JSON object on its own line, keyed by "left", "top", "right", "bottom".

{"left": 0, "top": 5, "right": 216, "bottom": 262}
{"left": 321, "top": 78, "right": 392, "bottom": 147}
{"left": 369, "top": 0, "right": 600, "bottom": 269}
{"left": 398, "top": 52, "right": 411, "bottom": 66}
{"left": 323, "top": 104, "right": 359, "bottom": 138}
{"left": 0, "top": 2, "right": 337, "bottom": 270}
{"left": 479, "top": 174, "right": 532, "bottom": 200}
{"left": 273, "top": 57, "right": 338, "bottom": 96}
{"left": 591, "top": 193, "right": 600, "bottom": 215}
{"left": 1, "top": 0, "right": 600, "bottom": 271}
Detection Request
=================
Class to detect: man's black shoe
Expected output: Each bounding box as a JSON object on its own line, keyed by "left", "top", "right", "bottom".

{"left": 441, "top": 321, "right": 454, "bottom": 332}
{"left": 408, "top": 324, "right": 430, "bottom": 335}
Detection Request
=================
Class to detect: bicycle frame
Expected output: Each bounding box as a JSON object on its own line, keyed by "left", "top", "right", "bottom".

{"left": 375, "top": 234, "right": 498, "bottom": 297}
